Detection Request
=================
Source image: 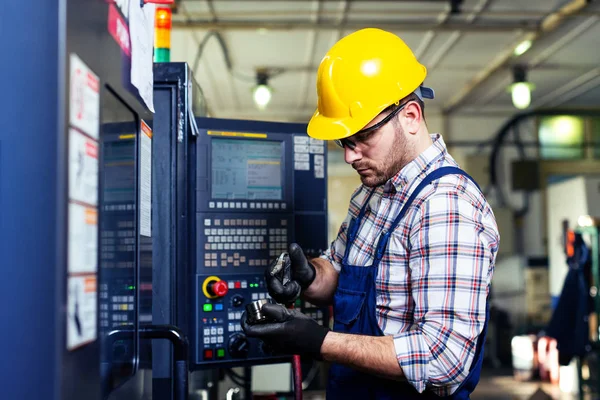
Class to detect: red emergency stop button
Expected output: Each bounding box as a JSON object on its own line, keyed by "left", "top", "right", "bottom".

{"left": 203, "top": 276, "right": 229, "bottom": 299}
{"left": 208, "top": 280, "right": 229, "bottom": 298}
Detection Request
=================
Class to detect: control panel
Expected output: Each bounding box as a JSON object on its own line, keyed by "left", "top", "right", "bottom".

{"left": 193, "top": 117, "right": 328, "bottom": 369}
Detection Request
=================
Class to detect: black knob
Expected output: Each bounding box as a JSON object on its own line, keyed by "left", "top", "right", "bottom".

{"left": 231, "top": 294, "right": 245, "bottom": 308}
{"left": 228, "top": 333, "right": 250, "bottom": 358}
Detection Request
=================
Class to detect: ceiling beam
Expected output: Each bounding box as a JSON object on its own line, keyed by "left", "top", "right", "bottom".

{"left": 469, "top": 14, "right": 598, "bottom": 108}
{"left": 172, "top": 19, "right": 537, "bottom": 33}
{"left": 533, "top": 67, "right": 600, "bottom": 108}
{"left": 442, "top": 0, "right": 591, "bottom": 114}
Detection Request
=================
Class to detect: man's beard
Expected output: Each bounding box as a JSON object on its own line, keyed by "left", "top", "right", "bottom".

{"left": 352, "top": 127, "right": 412, "bottom": 188}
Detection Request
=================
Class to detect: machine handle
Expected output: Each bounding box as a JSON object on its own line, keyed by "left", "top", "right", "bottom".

{"left": 105, "top": 324, "right": 189, "bottom": 400}
{"left": 138, "top": 325, "right": 189, "bottom": 400}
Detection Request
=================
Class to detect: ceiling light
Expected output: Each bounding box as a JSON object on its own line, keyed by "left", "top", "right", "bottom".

{"left": 253, "top": 71, "right": 272, "bottom": 110}
{"left": 514, "top": 40, "right": 532, "bottom": 56}
{"left": 508, "top": 65, "right": 535, "bottom": 110}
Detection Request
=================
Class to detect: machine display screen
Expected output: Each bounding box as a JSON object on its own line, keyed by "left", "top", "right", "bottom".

{"left": 211, "top": 138, "right": 283, "bottom": 200}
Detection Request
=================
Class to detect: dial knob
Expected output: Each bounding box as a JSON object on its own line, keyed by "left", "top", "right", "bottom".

{"left": 231, "top": 294, "right": 245, "bottom": 308}
{"left": 207, "top": 280, "right": 229, "bottom": 298}
{"left": 228, "top": 333, "right": 250, "bottom": 358}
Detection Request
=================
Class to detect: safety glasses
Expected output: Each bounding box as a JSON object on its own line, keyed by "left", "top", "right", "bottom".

{"left": 334, "top": 101, "right": 408, "bottom": 150}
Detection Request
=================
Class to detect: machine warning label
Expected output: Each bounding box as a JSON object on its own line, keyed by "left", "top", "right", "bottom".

{"left": 69, "top": 54, "right": 100, "bottom": 139}
{"left": 67, "top": 275, "right": 97, "bottom": 350}
{"left": 314, "top": 155, "right": 325, "bottom": 179}
{"left": 69, "top": 129, "right": 98, "bottom": 206}
{"left": 68, "top": 203, "right": 98, "bottom": 274}
{"left": 140, "top": 120, "right": 152, "bottom": 237}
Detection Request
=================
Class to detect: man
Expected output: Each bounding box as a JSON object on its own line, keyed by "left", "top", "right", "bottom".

{"left": 242, "top": 28, "right": 499, "bottom": 399}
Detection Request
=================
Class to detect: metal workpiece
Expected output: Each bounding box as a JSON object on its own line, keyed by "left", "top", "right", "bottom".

{"left": 246, "top": 299, "right": 273, "bottom": 324}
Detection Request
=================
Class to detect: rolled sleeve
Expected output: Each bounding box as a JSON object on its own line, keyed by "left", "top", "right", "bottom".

{"left": 395, "top": 193, "right": 498, "bottom": 395}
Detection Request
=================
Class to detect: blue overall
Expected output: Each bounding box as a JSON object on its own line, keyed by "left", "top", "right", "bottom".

{"left": 327, "top": 167, "right": 489, "bottom": 400}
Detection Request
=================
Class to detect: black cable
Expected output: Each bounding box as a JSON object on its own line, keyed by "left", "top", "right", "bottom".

{"left": 224, "top": 369, "right": 247, "bottom": 387}
{"left": 192, "top": 30, "right": 256, "bottom": 83}
{"left": 488, "top": 109, "right": 600, "bottom": 211}
{"left": 511, "top": 123, "right": 530, "bottom": 218}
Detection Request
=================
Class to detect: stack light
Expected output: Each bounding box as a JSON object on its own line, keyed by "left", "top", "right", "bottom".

{"left": 155, "top": 7, "right": 172, "bottom": 62}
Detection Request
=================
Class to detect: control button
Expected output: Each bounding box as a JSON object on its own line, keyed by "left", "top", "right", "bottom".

{"left": 228, "top": 333, "right": 250, "bottom": 358}
{"left": 204, "top": 337, "right": 210, "bottom": 345}
{"left": 241, "top": 281, "right": 247, "bottom": 289}
{"left": 262, "top": 203, "right": 267, "bottom": 208}
{"left": 234, "top": 312, "right": 242, "bottom": 319}
{"left": 256, "top": 203, "right": 262, "bottom": 209}
{"left": 224, "top": 219, "right": 230, "bottom": 226}
{"left": 252, "top": 293, "right": 258, "bottom": 300}
{"left": 204, "top": 219, "right": 211, "bottom": 226}
{"left": 211, "top": 337, "right": 217, "bottom": 344}
{"left": 242, "top": 203, "right": 248, "bottom": 208}
{"left": 217, "top": 202, "right": 222, "bottom": 208}
{"left": 217, "top": 327, "right": 224, "bottom": 335}
{"left": 228, "top": 281, "right": 234, "bottom": 289}
{"left": 218, "top": 336, "right": 224, "bottom": 344}
{"left": 228, "top": 312, "right": 235, "bottom": 319}
{"left": 236, "top": 202, "right": 241, "bottom": 208}
{"left": 215, "top": 304, "right": 224, "bottom": 311}
{"left": 217, "top": 348, "right": 225, "bottom": 358}
{"left": 204, "top": 328, "right": 210, "bottom": 335}
{"left": 232, "top": 294, "right": 244, "bottom": 308}
{"left": 211, "top": 327, "right": 217, "bottom": 335}
{"left": 268, "top": 203, "right": 273, "bottom": 209}
{"left": 250, "top": 203, "right": 255, "bottom": 209}
{"left": 282, "top": 203, "right": 287, "bottom": 209}
{"left": 234, "top": 282, "right": 241, "bottom": 289}
{"left": 209, "top": 202, "right": 215, "bottom": 209}
{"left": 207, "top": 280, "right": 229, "bottom": 298}
{"left": 274, "top": 203, "right": 280, "bottom": 209}
{"left": 204, "top": 349, "right": 214, "bottom": 360}
{"left": 203, "top": 303, "right": 213, "bottom": 312}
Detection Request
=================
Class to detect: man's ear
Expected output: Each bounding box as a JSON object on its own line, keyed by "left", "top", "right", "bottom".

{"left": 402, "top": 101, "right": 422, "bottom": 135}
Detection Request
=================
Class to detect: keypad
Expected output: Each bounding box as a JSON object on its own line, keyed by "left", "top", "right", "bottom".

{"left": 209, "top": 201, "right": 287, "bottom": 210}
{"left": 202, "top": 326, "right": 225, "bottom": 345}
{"left": 202, "top": 217, "right": 289, "bottom": 268}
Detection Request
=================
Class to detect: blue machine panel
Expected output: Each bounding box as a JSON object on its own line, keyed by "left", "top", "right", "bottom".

{"left": 192, "top": 118, "right": 328, "bottom": 368}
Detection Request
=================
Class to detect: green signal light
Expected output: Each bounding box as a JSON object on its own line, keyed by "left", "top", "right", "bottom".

{"left": 128, "top": 285, "right": 135, "bottom": 290}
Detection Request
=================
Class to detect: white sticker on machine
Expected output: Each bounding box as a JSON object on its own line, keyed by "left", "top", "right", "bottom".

{"left": 67, "top": 275, "right": 97, "bottom": 350}
{"left": 139, "top": 120, "right": 152, "bottom": 237}
{"left": 314, "top": 155, "right": 325, "bottom": 179}
{"left": 69, "top": 53, "right": 100, "bottom": 139}
{"left": 69, "top": 129, "right": 98, "bottom": 206}
{"left": 68, "top": 203, "right": 98, "bottom": 274}
{"left": 294, "top": 153, "right": 310, "bottom": 162}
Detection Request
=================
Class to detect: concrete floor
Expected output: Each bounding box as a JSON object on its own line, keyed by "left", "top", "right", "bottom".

{"left": 471, "top": 369, "right": 584, "bottom": 400}
{"left": 298, "top": 368, "right": 586, "bottom": 400}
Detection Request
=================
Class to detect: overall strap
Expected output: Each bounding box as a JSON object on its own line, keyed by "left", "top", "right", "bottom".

{"left": 374, "top": 166, "right": 480, "bottom": 261}
{"left": 343, "top": 188, "right": 376, "bottom": 261}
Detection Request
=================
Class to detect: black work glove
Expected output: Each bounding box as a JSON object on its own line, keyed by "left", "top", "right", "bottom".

{"left": 264, "top": 243, "right": 316, "bottom": 305}
{"left": 241, "top": 303, "right": 329, "bottom": 359}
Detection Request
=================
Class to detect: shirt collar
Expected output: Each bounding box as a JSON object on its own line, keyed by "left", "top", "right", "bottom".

{"left": 384, "top": 134, "right": 448, "bottom": 194}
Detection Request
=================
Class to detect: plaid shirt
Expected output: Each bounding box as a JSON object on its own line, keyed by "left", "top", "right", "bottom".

{"left": 322, "top": 134, "right": 499, "bottom": 396}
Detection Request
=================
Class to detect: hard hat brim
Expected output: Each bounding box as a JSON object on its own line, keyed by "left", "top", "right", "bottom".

{"left": 307, "top": 108, "right": 378, "bottom": 141}
{"left": 307, "top": 85, "right": 435, "bottom": 141}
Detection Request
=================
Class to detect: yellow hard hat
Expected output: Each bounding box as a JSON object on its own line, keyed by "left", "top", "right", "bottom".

{"left": 307, "top": 28, "right": 434, "bottom": 141}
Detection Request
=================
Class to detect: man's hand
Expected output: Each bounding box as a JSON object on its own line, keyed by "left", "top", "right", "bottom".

{"left": 264, "top": 243, "right": 316, "bottom": 304}
{"left": 241, "top": 303, "right": 329, "bottom": 358}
